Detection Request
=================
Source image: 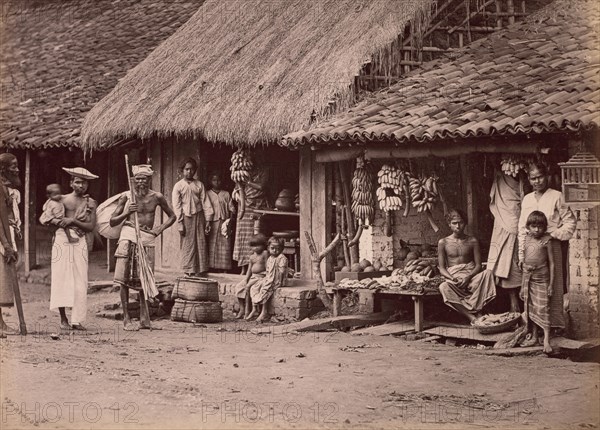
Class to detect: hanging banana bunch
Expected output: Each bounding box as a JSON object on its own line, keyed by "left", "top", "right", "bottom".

{"left": 351, "top": 156, "right": 375, "bottom": 224}
{"left": 500, "top": 155, "right": 528, "bottom": 178}
{"left": 408, "top": 173, "right": 439, "bottom": 213}
{"left": 376, "top": 164, "right": 405, "bottom": 212}
{"left": 230, "top": 149, "right": 253, "bottom": 219}
{"left": 408, "top": 173, "right": 440, "bottom": 232}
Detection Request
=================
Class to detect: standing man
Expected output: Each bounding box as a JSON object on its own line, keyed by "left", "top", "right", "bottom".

{"left": 487, "top": 171, "right": 523, "bottom": 312}
{"left": 110, "top": 165, "right": 176, "bottom": 331}
{"left": 0, "top": 153, "right": 24, "bottom": 337}
{"left": 172, "top": 158, "right": 214, "bottom": 277}
{"left": 518, "top": 161, "right": 576, "bottom": 331}
{"left": 50, "top": 167, "right": 98, "bottom": 330}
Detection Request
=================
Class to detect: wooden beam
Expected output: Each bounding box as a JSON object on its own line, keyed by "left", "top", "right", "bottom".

{"left": 314, "top": 141, "right": 545, "bottom": 163}
{"left": 299, "top": 148, "right": 313, "bottom": 279}
{"left": 24, "top": 149, "right": 36, "bottom": 272}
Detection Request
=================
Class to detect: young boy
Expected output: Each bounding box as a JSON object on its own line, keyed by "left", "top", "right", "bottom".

{"left": 248, "top": 237, "right": 288, "bottom": 323}
{"left": 438, "top": 209, "right": 496, "bottom": 323}
{"left": 519, "top": 211, "right": 555, "bottom": 353}
{"left": 235, "top": 234, "right": 268, "bottom": 319}
{"left": 39, "top": 184, "right": 79, "bottom": 243}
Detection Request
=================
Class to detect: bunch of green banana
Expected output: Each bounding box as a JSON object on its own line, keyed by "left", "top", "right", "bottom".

{"left": 351, "top": 157, "right": 375, "bottom": 222}
{"left": 409, "top": 174, "right": 438, "bottom": 213}
{"left": 403, "top": 258, "right": 437, "bottom": 278}
{"left": 377, "top": 164, "right": 405, "bottom": 212}
{"left": 501, "top": 155, "right": 528, "bottom": 178}
{"left": 230, "top": 149, "right": 253, "bottom": 183}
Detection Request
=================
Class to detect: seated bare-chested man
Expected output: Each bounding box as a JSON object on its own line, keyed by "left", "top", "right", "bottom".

{"left": 438, "top": 209, "right": 496, "bottom": 323}
{"left": 110, "top": 165, "right": 176, "bottom": 331}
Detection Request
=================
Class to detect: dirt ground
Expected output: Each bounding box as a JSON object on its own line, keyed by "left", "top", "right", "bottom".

{"left": 1, "top": 282, "right": 598, "bottom": 430}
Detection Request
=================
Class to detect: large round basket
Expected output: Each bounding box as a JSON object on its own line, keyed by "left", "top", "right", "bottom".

{"left": 172, "top": 277, "right": 219, "bottom": 302}
{"left": 170, "top": 299, "right": 223, "bottom": 323}
{"left": 472, "top": 313, "right": 522, "bottom": 334}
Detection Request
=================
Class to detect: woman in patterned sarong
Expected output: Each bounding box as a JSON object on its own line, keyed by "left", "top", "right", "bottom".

{"left": 207, "top": 173, "right": 235, "bottom": 271}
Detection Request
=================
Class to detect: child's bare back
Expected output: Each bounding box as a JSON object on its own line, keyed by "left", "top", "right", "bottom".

{"left": 249, "top": 250, "right": 268, "bottom": 274}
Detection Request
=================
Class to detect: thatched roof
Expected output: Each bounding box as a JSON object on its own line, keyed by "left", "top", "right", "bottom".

{"left": 282, "top": 0, "right": 600, "bottom": 148}
{"left": 0, "top": 0, "right": 200, "bottom": 150}
{"left": 81, "top": 0, "right": 433, "bottom": 150}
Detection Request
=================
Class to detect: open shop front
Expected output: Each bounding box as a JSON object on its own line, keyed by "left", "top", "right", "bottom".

{"left": 299, "top": 134, "right": 594, "bottom": 338}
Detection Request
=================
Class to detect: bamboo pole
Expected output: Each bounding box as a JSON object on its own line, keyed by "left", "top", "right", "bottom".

{"left": 334, "top": 168, "right": 350, "bottom": 267}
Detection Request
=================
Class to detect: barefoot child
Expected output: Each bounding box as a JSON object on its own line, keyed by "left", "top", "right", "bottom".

{"left": 438, "top": 209, "right": 496, "bottom": 323}
{"left": 519, "top": 211, "right": 555, "bottom": 353}
{"left": 39, "top": 184, "right": 79, "bottom": 243}
{"left": 247, "top": 237, "right": 288, "bottom": 322}
{"left": 235, "top": 234, "right": 268, "bottom": 318}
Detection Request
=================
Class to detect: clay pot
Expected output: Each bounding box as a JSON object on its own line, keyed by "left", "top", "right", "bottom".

{"left": 275, "top": 189, "right": 295, "bottom": 211}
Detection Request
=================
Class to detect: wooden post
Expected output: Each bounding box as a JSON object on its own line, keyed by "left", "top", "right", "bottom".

{"left": 460, "top": 155, "right": 477, "bottom": 235}
{"left": 24, "top": 149, "right": 36, "bottom": 272}
{"left": 299, "top": 149, "right": 313, "bottom": 279}
{"left": 413, "top": 296, "right": 424, "bottom": 332}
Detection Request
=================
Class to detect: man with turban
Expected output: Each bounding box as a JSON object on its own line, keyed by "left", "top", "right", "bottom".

{"left": 110, "top": 164, "right": 176, "bottom": 331}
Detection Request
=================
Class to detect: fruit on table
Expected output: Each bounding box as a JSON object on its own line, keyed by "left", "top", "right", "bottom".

{"left": 340, "top": 266, "right": 350, "bottom": 273}
{"left": 363, "top": 266, "right": 375, "bottom": 273}
{"left": 351, "top": 263, "right": 362, "bottom": 272}
{"left": 398, "top": 247, "right": 410, "bottom": 260}
{"left": 372, "top": 258, "right": 382, "bottom": 271}
{"left": 359, "top": 259, "right": 372, "bottom": 269}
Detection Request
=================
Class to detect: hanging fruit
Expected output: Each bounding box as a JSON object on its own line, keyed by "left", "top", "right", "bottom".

{"left": 408, "top": 173, "right": 440, "bottom": 232}
{"left": 376, "top": 164, "right": 405, "bottom": 212}
{"left": 230, "top": 149, "right": 253, "bottom": 219}
{"left": 500, "top": 155, "right": 529, "bottom": 178}
{"left": 351, "top": 156, "right": 375, "bottom": 224}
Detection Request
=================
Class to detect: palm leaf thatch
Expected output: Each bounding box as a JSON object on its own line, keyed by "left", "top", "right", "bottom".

{"left": 81, "top": 0, "right": 433, "bottom": 150}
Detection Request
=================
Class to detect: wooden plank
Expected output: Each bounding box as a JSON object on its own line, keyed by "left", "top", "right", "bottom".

{"left": 251, "top": 311, "right": 394, "bottom": 334}
{"left": 351, "top": 320, "right": 430, "bottom": 336}
{"left": 24, "top": 149, "right": 36, "bottom": 272}
{"left": 424, "top": 325, "right": 507, "bottom": 343}
{"left": 299, "top": 148, "right": 312, "bottom": 279}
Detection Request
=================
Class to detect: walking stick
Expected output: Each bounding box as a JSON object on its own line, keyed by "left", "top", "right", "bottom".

{"left": 11, "top": 272, "right": 26, "bottom": 335}
{"left": 124, "top": 156, "right": 158, "bottom": 324}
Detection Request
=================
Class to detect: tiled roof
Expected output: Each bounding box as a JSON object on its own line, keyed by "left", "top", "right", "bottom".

{"left": 282, "top": 0, "right": 600, "bottom": 148}
{"left": 0, "top": 0, "right": 201, "bottom": 149}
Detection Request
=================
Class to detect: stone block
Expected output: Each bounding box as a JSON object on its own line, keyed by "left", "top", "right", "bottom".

{"left": 296, "top": 308, "right": 310, "bottom": 320}
{"left": 283, "top": 298, "right": 308, "bottom": 309}
{"left": 279, "top": 288, "right": 316, "bottom": 300}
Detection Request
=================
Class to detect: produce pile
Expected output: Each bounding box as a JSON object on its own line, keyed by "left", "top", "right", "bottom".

{"left": 473, "top": 312, "right": 522, "bottom": 327}
{"left": 337, "top": 258, "right": 389, "bottom": 274}
{"left": 351, "top": 157, "right": 375, "bottom": 223}
{"left": 397, "top": 257, "right": 439, "bottom": 279}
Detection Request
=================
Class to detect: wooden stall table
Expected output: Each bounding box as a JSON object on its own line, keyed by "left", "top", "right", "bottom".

{"left": 330, "top": 279, "right": 443, "bottom": 332}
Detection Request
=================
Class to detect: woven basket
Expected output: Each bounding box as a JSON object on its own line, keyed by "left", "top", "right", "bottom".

{"left": 473, "top": 313, "right": 522, "bottom": 334}
{"left": 170, "top": 299, "right": 223, "bottom": 323}
{"left": 172, "top": 277, "right": 219, "bottom": 302}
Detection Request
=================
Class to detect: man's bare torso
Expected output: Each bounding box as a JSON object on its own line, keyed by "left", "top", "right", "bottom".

{"left": 124, "top": 190, "right": 160, "bottom": 229}
{"left": 441, "top": 235, "right": 477, "bottom": 266}
{"left": 62, "top": 192, "right": 95, "bottom": 217}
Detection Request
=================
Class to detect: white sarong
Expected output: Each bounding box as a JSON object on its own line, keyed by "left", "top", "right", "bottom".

{"left": 50, "top": 229, "right": 88, "bottom": 324}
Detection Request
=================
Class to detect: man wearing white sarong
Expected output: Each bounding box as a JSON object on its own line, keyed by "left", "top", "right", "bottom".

{"left": 49, "top": 167, "right": 98, "bottom": 330}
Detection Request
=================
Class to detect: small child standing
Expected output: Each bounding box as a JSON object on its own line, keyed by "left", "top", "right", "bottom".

{"left": 235, "top": 234, "right": 268, "bottom": 319}
{"left": 39, "top": 184, "right": 79, "bottom": 243}
{"left": 519, "top": 210, "right": 555, "bottom": 353}
{"left": 247, "top": 237, "right": 288, "bottom": 323}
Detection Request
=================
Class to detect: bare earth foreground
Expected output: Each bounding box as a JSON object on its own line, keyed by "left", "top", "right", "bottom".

{"left": 1, "top": 282, "right": 598, "bottom": 430}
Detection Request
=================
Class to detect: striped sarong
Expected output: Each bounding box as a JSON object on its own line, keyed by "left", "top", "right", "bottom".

{"left": 208, "top": 219, "right": 233, "bottom": 270}
{"left": 180, "top": 212, "right": 208, "bottom": 274}
{"left": 233, "top": 209, "right": 256, "bottom": 267}
{"left": 521, "top": 265, "right": 551, "bottom": 329}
